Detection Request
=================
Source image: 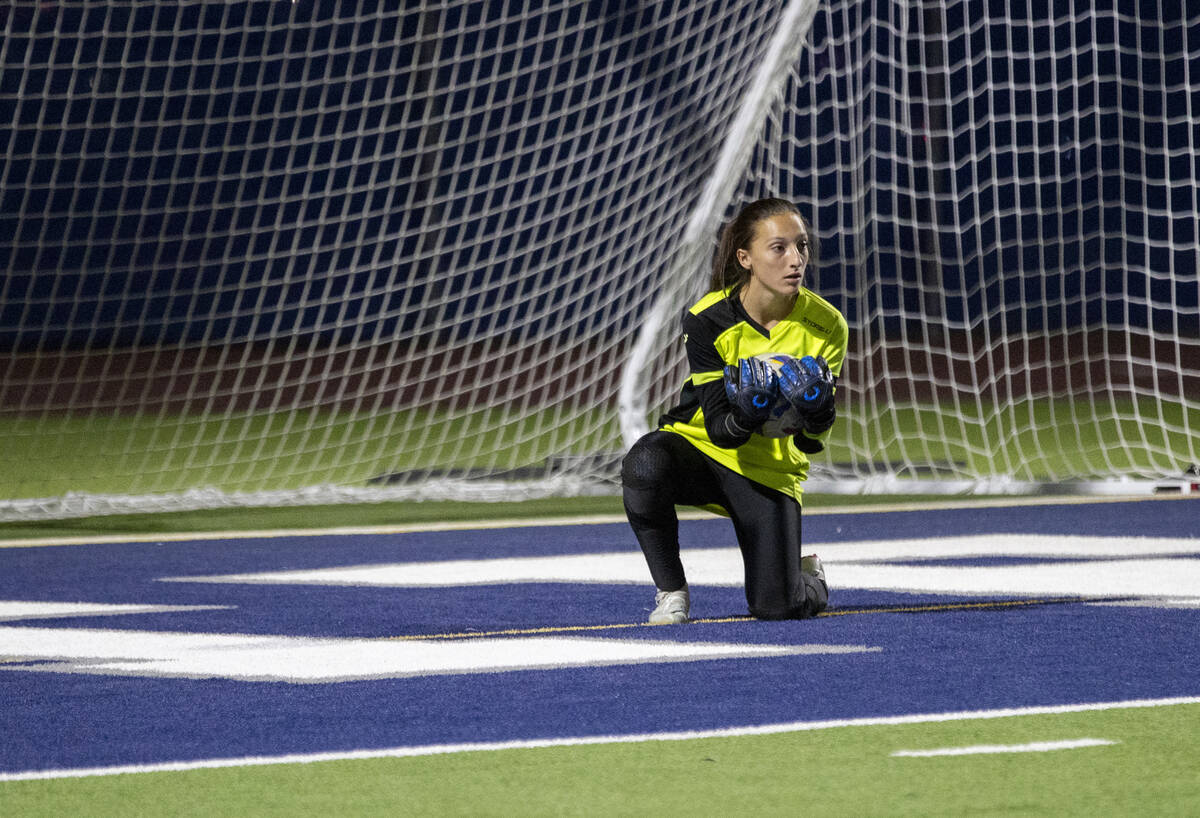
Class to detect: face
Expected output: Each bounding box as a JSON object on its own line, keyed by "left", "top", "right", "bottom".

{"left": 735, "top": 212, "right": 809, "bottom": 298}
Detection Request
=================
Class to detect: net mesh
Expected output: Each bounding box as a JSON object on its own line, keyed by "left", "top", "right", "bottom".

{"left": 2, "top": 0, "right": 1198, "bottom": 520}
{"left": 1, "top": 0, "right": 788, "bottom": 518}
{"left": 634, "top": 0, "right": 1200, "bottom": 494}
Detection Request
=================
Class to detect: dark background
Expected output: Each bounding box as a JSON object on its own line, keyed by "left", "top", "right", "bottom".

{"left": 2, "top": 0, "right": 1197, "bottom": 354}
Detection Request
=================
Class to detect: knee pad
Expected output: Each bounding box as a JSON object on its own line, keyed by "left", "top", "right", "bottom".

{"left": 621, "top": 435, "right": 675, "bottom": 491}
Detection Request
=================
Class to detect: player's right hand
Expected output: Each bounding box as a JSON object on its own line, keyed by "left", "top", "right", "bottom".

{"left": 723, "top": 357, "right": 777, "bottom": 426}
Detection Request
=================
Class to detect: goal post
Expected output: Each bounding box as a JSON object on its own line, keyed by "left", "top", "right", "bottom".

{"left": 2, "top": 1, "right": 1198, "bottom": 522}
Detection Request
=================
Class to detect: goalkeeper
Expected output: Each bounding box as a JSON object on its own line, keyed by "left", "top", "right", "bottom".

{"left": 621, "top": 198, "right": 847, "bottom": 624}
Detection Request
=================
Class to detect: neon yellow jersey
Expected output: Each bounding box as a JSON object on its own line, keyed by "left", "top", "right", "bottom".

{"left": 658, "top": 287, "right": 848, "bottom": 503}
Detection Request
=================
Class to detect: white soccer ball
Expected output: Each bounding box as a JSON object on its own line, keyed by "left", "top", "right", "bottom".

{"left": 754, "top": 353, "right": 804, "bottom": 438}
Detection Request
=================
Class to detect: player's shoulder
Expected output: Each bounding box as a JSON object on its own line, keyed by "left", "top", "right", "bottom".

{"left": 686, "top": 288, "right": 734, "bottom": 318}
{"left": 683, "top": 289, "right": 740, "bottom": 332}
{"left": 793, "top": 287, "right": 848, "bottom": 341}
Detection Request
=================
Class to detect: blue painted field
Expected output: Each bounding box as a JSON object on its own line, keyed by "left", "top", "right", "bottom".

{"left": 1, "top": 498, "right": 1197, "bottom": 777}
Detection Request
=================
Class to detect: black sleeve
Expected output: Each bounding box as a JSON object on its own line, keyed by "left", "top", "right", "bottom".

{"left": 792, "top": 403, "right": 837, "bottom": 453}
{"left": 680, "top": 311, "right": 754, "bottom": 449}
{"left": 681, "top": 310, "right": 725, "bottom": 372}
{"left": 792, "top": 429, "right": 825, "bottom": 454}
{"left": 698, "top": 379, "right": 755, "bottom": 448}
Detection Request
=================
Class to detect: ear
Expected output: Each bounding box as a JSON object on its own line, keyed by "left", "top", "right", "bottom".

{"left": 736, "top": 248, "right": 752, "bottom": 270}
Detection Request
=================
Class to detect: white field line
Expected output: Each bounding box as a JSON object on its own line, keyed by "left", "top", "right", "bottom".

{"left": 891, "top": 738, "right": 1117, "bottom": 757}
{"left": 2, "top": 696, "right": 1196, "bottom": 782}
{"left": 0, "top": 513, "right": 709, "bottom": 548}
{"left": 2, "top": 494, "right": 1193, "bottom": 549}
{"left": 0, "top": 602, "right": 233, "bottom": 622}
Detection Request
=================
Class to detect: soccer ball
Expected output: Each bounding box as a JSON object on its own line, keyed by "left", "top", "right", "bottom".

{"left": 754, "top": 353, "right": 805, "bottom": 438}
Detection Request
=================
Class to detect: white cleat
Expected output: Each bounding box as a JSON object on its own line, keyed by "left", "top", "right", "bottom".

{"left": 648, "top": 586, "right": 690, "bottom": 625}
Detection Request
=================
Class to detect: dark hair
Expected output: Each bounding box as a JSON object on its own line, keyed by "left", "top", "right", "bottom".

{"left": 708, "top": 197, "right": 818, "bottom": 294}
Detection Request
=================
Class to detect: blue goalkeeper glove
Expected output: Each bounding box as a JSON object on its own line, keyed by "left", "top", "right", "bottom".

{"left": 778, "top": 355, "right": 836, "bottom": 434}
{"left": 723, "top": 357, "right": 778, "bottom": 430}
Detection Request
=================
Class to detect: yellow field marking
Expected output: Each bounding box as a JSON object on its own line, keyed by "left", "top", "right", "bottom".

{"left": 385, "top": 619, "right": 713, "bottom": 641}
{"left": 819, "top": 596, "right": 1093, "bottom": 617}
{"left": 385, "top": 597, "right": 1093, "bottom": 642}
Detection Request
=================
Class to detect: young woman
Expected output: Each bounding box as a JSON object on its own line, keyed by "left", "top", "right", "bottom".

{"left": 621, "top": 198, "right": 848, "bottom": 624}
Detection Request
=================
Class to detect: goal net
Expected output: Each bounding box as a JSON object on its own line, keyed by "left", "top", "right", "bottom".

{"left": 750, "top": 1, "right": 1200, "bottom": 494}
{"left": 2, "top": 1, "right": 1197, "bottom": 520}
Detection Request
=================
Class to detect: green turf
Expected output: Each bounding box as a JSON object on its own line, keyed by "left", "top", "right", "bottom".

{"left": 0, "top": 496, "right": 628, "bottom": 540}
{"left": 3, "top": 398, "right": 1196, "bottom": 503}
{"left": 0, "top": 407, "right": 621, "bottom": 500}
{"left": 845, "top": 395, "right": 1199, "bottom": 481}
{"left": 4, "top": 702, "right": 1196, "bottom": 816}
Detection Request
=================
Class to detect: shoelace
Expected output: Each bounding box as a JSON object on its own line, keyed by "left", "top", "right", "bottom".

{"left": 656, "top": 591, "right": 686, "bottom": 608}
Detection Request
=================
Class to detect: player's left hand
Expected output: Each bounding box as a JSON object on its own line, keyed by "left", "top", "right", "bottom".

{"left": 778, "top": 355, "right": 834, "bottom": 416}
{"left": 800, "top": 398, "right": 836, "bottom": 436}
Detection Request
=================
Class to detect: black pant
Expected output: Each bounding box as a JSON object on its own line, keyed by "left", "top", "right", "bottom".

{"left": 621, "top": 430, "right": 821, "bottom": 619}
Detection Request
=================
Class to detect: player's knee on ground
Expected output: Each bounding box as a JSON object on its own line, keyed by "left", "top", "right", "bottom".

{"left": 801, "top": 572, "right": 829, "bottom": 617}
{"left": 748, "top": 602, "right": 792, "bottom": 620}
{"left": 748, "top": 574, "right": 828, "bottom": 620}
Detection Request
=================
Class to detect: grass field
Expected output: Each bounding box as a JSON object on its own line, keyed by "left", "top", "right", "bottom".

{"left": 0, "top": 407, "right": 620, "bottom": 499}
{"left": 3, "top": 397, "right": 1196, "bottom": 502}
{"left": 4, "top": 702, "right": 1198, "bottom": 816}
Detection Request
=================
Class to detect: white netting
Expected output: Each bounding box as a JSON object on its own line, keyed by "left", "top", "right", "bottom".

{"left": 1, "top": 0, "right": 798, "bottom": 519}
{"left": 632, "top": 1, "right": 1200, "bottom": 495}
{"left": 2, "top": 1, "right": 1198, "bottom": 521}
